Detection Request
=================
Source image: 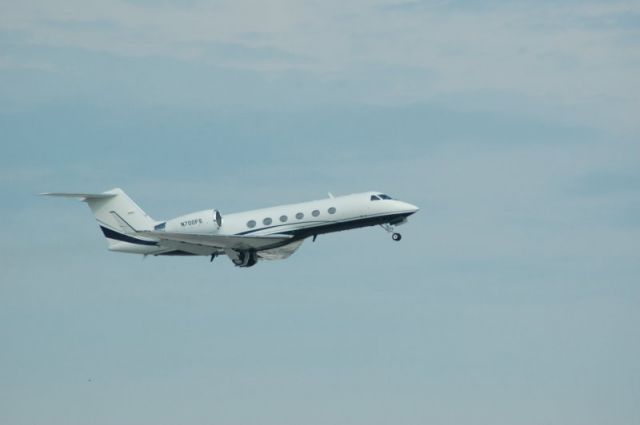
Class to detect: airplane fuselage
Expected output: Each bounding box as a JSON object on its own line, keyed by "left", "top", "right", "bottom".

{"left": 43, "top": 189, "right": 419, "bottom": 267}
{"left": 166, "top": 192, "right": 416, "bottom": 238}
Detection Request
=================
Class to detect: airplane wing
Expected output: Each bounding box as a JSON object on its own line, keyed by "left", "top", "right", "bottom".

{"left": 258, "top": 239, "right": 305, "bottom": 260}
{"left": 138, "top": 230, "right": 293, "bottom": 251}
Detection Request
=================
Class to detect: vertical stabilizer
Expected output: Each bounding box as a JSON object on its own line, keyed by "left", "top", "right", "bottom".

{"left": 41, "top": 188, "right": 158, "bottom": 251}
{"left": 82, "top": 188, "right": 155, "bottom": 231}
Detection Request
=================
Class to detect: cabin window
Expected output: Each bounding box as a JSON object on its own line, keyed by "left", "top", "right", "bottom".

{"left": 280, "top": 215, "right": 288, "bottom": 223}
{"left": 247, "top": 220, "right": 256, "bottom": 228}
{"left": 370, "top": 195, "right": 380, "bottom": 201}
{"left": 296, "top": 212, "right": 304, "bottom": 220}
{"left": 263, "top": 217, "right": 272, "bottom": 225}
{"left": 328, "top": 207, "right": 336, "bottom": 214}
{"left": 312, "top": 209, "right": 320, "bottom": 217}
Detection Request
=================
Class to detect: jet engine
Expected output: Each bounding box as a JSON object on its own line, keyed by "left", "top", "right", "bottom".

{"left": 162, "top": 209, "right": 223, "bottom": 233}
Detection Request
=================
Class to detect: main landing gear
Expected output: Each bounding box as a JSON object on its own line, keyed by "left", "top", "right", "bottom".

{"left": 381, "top": 223, "right": 402, "bottom": 242}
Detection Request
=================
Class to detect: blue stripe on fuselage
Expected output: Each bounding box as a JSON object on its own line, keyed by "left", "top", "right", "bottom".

{"left": 99, "top": 226, "right": 158, "bottom": 246}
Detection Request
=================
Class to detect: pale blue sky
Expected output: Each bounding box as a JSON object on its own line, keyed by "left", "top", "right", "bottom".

{"left": 1, "top": 1, "right": 639, "bottom": 424}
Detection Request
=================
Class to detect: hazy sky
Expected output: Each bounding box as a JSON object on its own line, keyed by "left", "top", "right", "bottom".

{"left": 1, "top": 1, "right": 639, "bottom": 424}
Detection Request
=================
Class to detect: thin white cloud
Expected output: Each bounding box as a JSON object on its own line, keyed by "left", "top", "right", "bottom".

{"left": 1, "top": 0, "right": 639, "bottom": 133}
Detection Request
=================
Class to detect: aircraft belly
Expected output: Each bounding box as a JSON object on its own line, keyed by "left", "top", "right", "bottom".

{"left": 107, "top": 241, "right": 163, "bottom": 254}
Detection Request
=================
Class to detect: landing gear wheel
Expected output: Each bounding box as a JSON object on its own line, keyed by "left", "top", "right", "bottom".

{"left": 392, "top": 233, "right": 402, "bottom": 241}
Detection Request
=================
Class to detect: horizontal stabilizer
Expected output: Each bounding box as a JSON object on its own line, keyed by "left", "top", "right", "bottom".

{"left": 40, "top": 192, "right": 117, "bottom": 201}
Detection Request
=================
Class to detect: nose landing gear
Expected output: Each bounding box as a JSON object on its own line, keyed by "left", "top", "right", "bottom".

{"left": 381, "top": 223, "right": 402, "bottom": 242}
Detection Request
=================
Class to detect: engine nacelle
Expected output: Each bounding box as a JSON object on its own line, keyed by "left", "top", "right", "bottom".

{"left": 160, "top": 209, "right": 222, "bottom": 233}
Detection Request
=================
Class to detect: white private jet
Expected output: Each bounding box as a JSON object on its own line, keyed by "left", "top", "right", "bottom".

{"left": 42, "top": 188, "right": 419, "bottom": 267}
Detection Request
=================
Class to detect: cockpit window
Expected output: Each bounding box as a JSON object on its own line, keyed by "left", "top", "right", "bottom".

{"left": 378, "top": 194, "right": 392, "bottom": 200}
{"left": 370, "top": 195, "right": 381, "bottom": 201}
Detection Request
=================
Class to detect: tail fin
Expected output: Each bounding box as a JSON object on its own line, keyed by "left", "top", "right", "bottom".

{"left": 41, "top": 188, "right": 158, "bottom": 250}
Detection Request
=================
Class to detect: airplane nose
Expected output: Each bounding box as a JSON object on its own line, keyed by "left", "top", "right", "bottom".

{"left": 402, "top": 201, "right": 420, "bottom": 214}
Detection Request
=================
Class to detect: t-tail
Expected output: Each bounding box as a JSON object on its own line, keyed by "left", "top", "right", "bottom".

{"left": 41, "top": 188, "right": 160, "bottom": 253}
